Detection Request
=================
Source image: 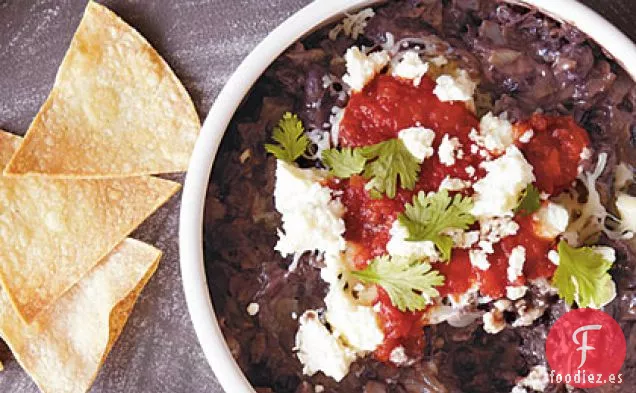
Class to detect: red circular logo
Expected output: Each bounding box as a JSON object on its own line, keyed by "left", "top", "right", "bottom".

{"left": 546, "top": 308, "right": 626, "bottom": 388}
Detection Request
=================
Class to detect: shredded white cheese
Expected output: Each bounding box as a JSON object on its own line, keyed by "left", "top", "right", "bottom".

{"left": 558, "top": 153, "right": 625, "bottom": 244}
{"left": 329, "top": 106, "right": 345, "bottom": 146}
{"left": 328, "top": 8, "right": 375, "bottom": 41}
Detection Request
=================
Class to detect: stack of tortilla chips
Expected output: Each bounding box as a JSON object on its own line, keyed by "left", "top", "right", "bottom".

{"left": 0, "top": 2, "right": 200, "bottom": 392}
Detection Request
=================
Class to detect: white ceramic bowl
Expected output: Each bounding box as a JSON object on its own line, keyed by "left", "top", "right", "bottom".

{"left": 179, "top": 1, "right": 636, "bottom": 392}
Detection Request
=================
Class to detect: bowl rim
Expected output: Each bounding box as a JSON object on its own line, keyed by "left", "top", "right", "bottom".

{"left": 179, "top": 1, "right": 636, "bottom": 392}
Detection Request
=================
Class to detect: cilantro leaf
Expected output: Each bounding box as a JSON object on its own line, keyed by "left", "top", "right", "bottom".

{"left": 264, "top": 112, "right": 309, "bottom": 163}
{"left": 398, "top": 190, "right": 476, "bottom": 261}
{"left": 351, "top": 255, "right": 445, "bottom": 312}
{"left": 360, "top": 139, "right": 421, "bottom": 199}
{"left": 515, "top": 184, "right": 541, "bottom": 216}
{"left": 322, "top": 147, "right": 366, "bottom": 178}
{"left": 552, "top": 240, "right": 615, "bottom": 308}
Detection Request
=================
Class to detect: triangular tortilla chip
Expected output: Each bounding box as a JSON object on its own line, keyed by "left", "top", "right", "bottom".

{"left": 0, "top": 131, "right": 22, "bottom": 169}
{"left": 4, "top": 1, "right": 200, "bottom": 178}
{"left": 0, "top": 238, "right": 161, "bottom": 393}
{"left": 0, "top": 174, "right": 179, "bottom": 322}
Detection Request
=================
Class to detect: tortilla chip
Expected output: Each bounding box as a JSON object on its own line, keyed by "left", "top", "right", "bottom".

{"left": 0, "top": 130, "right": 22, "bottom": 169}
{"left": 0, "top": 238, "right": 161, "bottom": 393}
{"left": 4, "top": 1, "right": 200, "bottom": 178}
{"left": 0, "top": 175, "right": 179, "bottom": 322}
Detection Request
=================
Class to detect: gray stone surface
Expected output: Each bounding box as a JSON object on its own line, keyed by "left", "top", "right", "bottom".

{"left": 0, "top": 0, "right": 308, "bottom": 392}
{"left": 0, "top": 0, "right": 634, "bottom": 392}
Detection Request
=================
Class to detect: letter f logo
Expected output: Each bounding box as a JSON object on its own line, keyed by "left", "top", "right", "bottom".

{"left": 572, "top": 324, "right": 602, "bottom": 369}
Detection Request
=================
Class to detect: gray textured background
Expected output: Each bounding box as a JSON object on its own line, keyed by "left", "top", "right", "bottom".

{"left": 0, "top": 0, "right": 633, "bottom": 392}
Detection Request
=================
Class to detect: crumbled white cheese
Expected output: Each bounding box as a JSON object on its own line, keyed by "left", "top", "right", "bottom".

{"left": 274, "top": 160, "right": 346, "bottom": 258}
{"left": 392, "top": 51, "right": 429, "bottom": 86}
{"left": 328, "top": 8, "right": 375, "bottom": 40}
{"left": 439, "top": 176, "right": 472, "bottom": 192}
{"left": 472, "top": 146, "right": 535, "bottom": 218}
{"left": 465, "top": 165, "right": 476, "bottom": 177}
{"left": 342, "top": 47, "right": 390, "bottom": 92}
{"left": 295, "top": 311, "right": 356, "bottom": 381}
{"left": 246, "top": 302, "right": 260, "bottom": 316}
{"left": 506, "top": 285, "right": 528, "bottom": 300}
{"left": 389, "top": 346, "right": 410, "bottom": 366}
{"left": 533, "top": 202, "right": 570, "bottom": 239}
{"left": 514, "top": 365, "right": 550, "bottom": 392}
{"left": 386, "top": 220, "right": 440, "bottom": 262}
{"left": 398, "top": 126, "right": 436, "bottom": 163}
{"left": 483, "top": 309, "right": 505, "bottom": 334}
{"left": 434, "top": 70, "right": 476, "bottom": 102}
{"left": 445, "top": 229, "right": 480, "bottom": 249}
{"left": 518, "top": 129, "right": 534, "bottom": 144}
{"left": 438, "top": 134, "right": 462, "bottom": 166}
{"left": 478, "top": 240, "right": 494, "bottom": 254}
{"left": 547, "top": 250, "right": 559, "bottom": 266}
{"left": 480, "top": 216, "right": 520, "bottom": 243}
{"left": 477, "top": 112, "right": 515, "bottom": 153}
{"left": 469, "top": 249, "right": 491, "bottom": 271}
{"left": 315, "top": 385, "right": 325, "bottom": 393}
{"left": 507, "top": 246, "right": 526, "bottom": 283}
{"left": 324, "top": 286, "right": 384, "bottom": 352}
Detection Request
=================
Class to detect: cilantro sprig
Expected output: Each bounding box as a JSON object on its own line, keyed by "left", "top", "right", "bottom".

{"left": 264, "top": 113, "right": 309, "bottom": 163}
{"left": 321, "top": 138, "right": 420, "bottom": 199}
{"left": 360, "top": 139, "right": 421, "bottom": 199}
{"left": 322, "top": 147, "right": 366, "bottom": 178}
{"left": 514, "top": 184, "right": 541, "bottom": 216}
{"left": 351, "top": 255, "right": 445, "bottom": 312}
{"left": 552, "top": 240, "right": 616, "bottom": 309}
{"left": 399, "top": 190, "right": 476, "bottom": 261}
